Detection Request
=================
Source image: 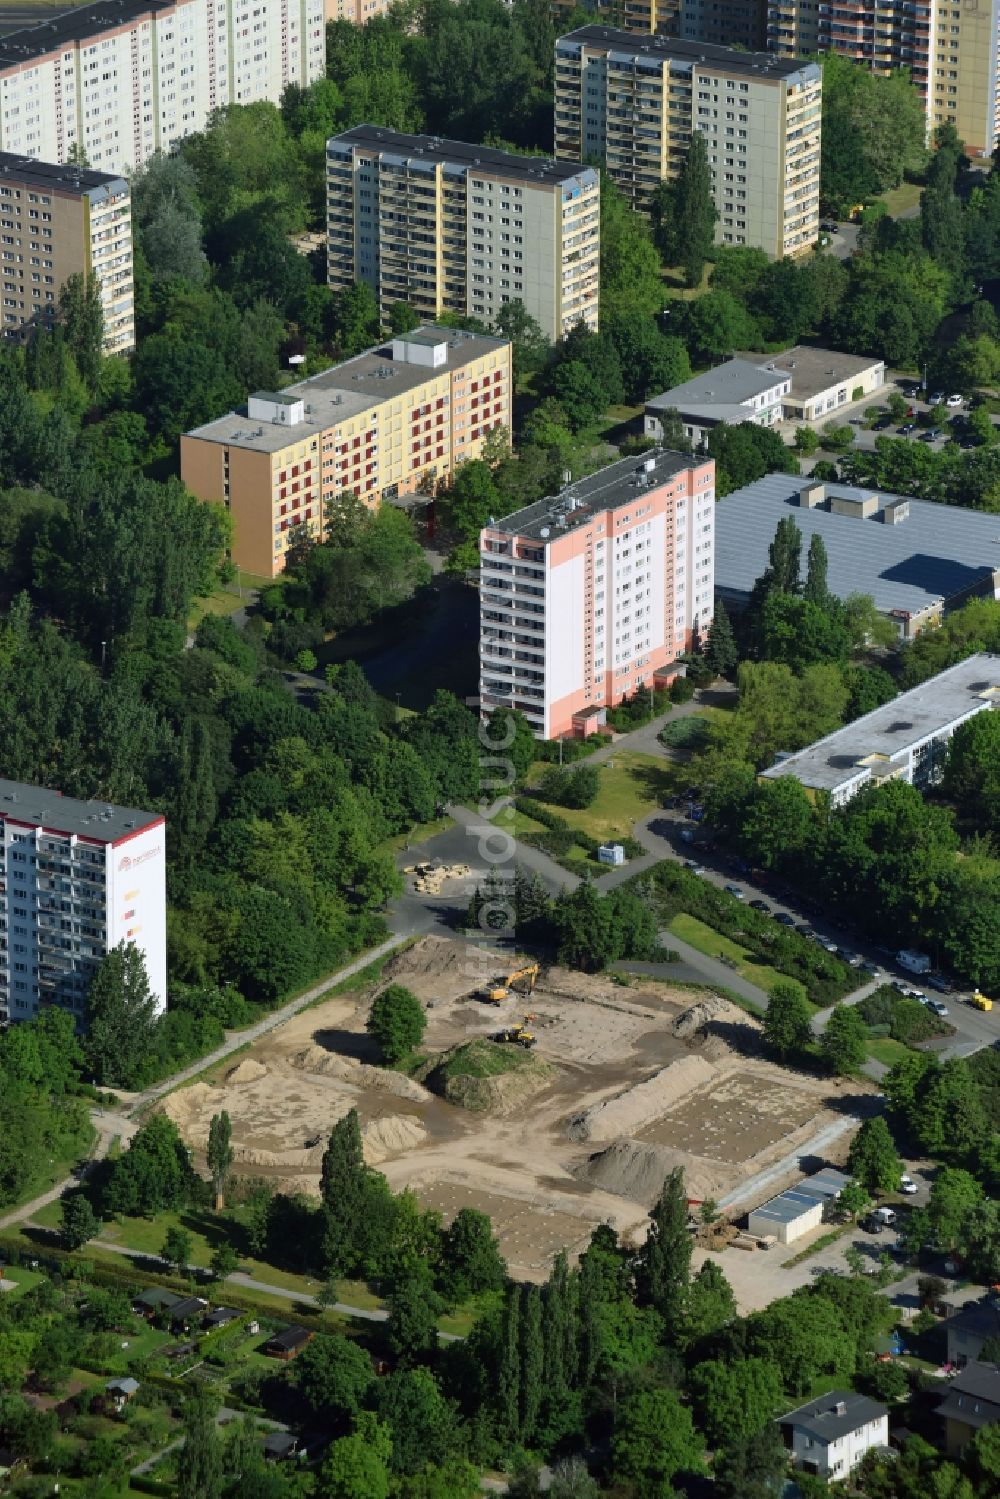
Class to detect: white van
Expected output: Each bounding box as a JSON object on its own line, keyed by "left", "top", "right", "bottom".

{"left": 897, "top": 949, "right": 931, "bottom": 975}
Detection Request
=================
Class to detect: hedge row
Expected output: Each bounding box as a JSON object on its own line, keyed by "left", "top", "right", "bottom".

{"left": 514, "top": 796, "right": 644, "bottom": 867}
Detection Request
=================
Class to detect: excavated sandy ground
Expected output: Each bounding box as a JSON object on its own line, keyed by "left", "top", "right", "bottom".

{"left": 161, "top": 936, "right": 869, "bottom": 1278}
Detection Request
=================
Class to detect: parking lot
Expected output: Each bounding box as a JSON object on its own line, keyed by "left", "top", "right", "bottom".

{"left": 644, "top": 802, "right": 1000, "bottom": 1059}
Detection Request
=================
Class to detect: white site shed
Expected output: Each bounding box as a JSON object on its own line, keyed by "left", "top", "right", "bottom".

{"left": 748, "top": 1167, "right": 850, "bottom": 1245}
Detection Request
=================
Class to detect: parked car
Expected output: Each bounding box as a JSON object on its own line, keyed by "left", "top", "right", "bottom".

{"left": 797, "top": 924, "right": 816, "bottom": 939}
{"left": 928, "top": 999, "right": 950, "bottom": 1017}
{"left": 861, "top": 959, "right": 881, "bottom": 976}
{"left": 774, "top": 912, "right": 795, "bottom": 927}
{"left": 841, "top": 951, "right": 865, "bottom": 966}
{"left": 920, "top": 428, "right": 942, "bottom": 442}
{"left": 947, "top": 393, "right": 964, "bottom": 407}
{"left": 929, "top": 390, "right": 945, "bottom": 404}
{"left": 898, "top": 423, "right": 918, "bottom": 435}
{"left": 684, "top": 859, "right": 701, "bottom": 870}
{"left": 820, "top": 219, "right": 839, "bottom": 232}
{"left": 820, "top": 938, "right": 839, "bottom": 953}
{"left": 749, "top": 899, "right": 771, "bottom": 912}
{"left": 873, "top": 416, "right": 893, "bottom": 430}
{"left": 899, "top": 1175, "right": 919, "bottom": 1195}
{"left": 679, "top": 828, "right": 695, "bottom": 844}
{"left": 927, "top": 975, "right": 952, "bottom": 993}
{"left": 724, "top": 884, "right": 744, "bottom": 900}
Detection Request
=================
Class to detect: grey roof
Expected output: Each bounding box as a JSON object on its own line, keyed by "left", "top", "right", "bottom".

{"left": 0, "top": 0, "right": 172, "bottom": 68}
{"left": 187, "top": 324, "right": 507, "bottom": 453}
{"left": 106, "top": 1377, "right": 139, "bottom": 1395}
{"left": 169, "top": 1297, "right": 208, "bottom": 1320}
{"left": 761, "top": 654, "right": 1000, "bottom": 796}
{"left": 749, "top": 1186, "right": 826, "bottom": 1225}
{"left": 781, "top": 1391, "right": 887, "bottom": 1444}
{"left": 794, "top": 1166, "right": 851, "bottom": 1202}
{"left": 0, "top": 778, "right": 162, "bottom": 846}
{"left": 205, "top": 1306, "right": 241, "bottom": 1326}
{"left": 488, "top": 448, "right": 700, "bottom": 544}
{"left": 557, "top": 25, "right": 818, "bottom": 83}
{"left": 948, "top": 1297, "right": 1000, "bottom": 1339}
{"left": 714, "top": 473, "right": 1000, "bottom": 620}
{"left": 647, "top": 358, "right": 789, "bottom": 413}
{"left": 135, "top": 1288, "right": 182, "bottom": 1309}
{"left": 329, "top": 126, "right": 594, "bottom": 191}
{"left": 741, "top": 344, "right": 885, "bottom": 402}
{"left": 936, "top": 1362, "right": 1000, "bottom": 1427}
{"left": 0, "top": 152, "right": 127, "bottom": 202}
{"left": 268, "top": 1325, "right": 312, "bottom": 1349}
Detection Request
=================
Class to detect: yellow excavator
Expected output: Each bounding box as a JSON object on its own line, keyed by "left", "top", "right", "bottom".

{"left": 481, "top": 963, "right": 539, "bottom": 1005}
{"left": 492, "top": 1020, "right": 537, "bottom": 1049}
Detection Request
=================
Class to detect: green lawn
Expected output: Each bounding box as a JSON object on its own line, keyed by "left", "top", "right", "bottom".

{"left": 187, "top": 572, "right": 271, "bottom": 631}
{"left": 866, "top": 1037, "right": 913, "bottom": 1068}
{"left": 383, "top": 814, "right": 455, "bottom": 854}
{"left": 0, "top": 1265, "right": 46, "bottom": 1298}
{"left": 881, "top": 181, "right": 923, "bottom": 218}
{"left": 98, "top": 1208, "right": 224, "bottom": 1267}
{"left": 667, "top": 912, "right": 791, "bottom": 996}
{"left": 527, "top": 751, "right": 674, "bottom": 843}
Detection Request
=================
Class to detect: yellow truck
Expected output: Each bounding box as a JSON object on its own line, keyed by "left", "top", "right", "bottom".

{"left": 971, "top": 990, "right": 994, "bottom": 1012}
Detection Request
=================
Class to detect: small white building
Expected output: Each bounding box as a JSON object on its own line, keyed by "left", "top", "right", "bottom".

{"left": 645, "top": 358, "right": 791, "bottom": 449}
{"left": 597, "top": 843, "right": 626, "bottom": 867}
{"left": 780, "top": 1392, "right": 889, "bottom": 1481}
{"left": 747, "top": 1166, "right": 850, "bottom": 1244}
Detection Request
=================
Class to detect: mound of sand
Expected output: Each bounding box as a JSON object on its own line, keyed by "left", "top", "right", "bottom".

{"left": 672, "top": 994, "right": 746, "bottom": 1039}
{"left": 162, "top": 1081, "right": 218, "bottom": 1132}
{"left": 225, "top": 1057, "right": 268, "bottom": 1085}
{"left": 568, "top": 1055, "right": 716, "bottom": 1142}
{"left": 289, "top": 1045, "right": 432, "bottom": 1103}
{"left": 577, "top": 1138, "right": 729, "bottom": 1207}
{"left": 381, "top": 935, "right": 529, "bottom": 1007}
{"left": 362, "top": 1114, "right": 428, "bottom": 1163}
{"left": 421, "top": 1039, "right": 555, "bottom": 1117}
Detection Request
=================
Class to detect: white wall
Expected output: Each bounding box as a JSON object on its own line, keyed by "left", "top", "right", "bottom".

{"left": 108, "top": 823, "right": 168, "bottom": 1015}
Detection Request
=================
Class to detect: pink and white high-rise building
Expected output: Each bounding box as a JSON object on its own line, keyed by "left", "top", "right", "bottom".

{"left": 479, "top": 449, "right": 715, "bottom": 740}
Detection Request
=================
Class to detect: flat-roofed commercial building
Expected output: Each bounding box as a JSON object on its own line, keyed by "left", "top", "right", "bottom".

{"left": 0, "top": 152, "right": 133, "bottom": 352}
{"left": 737, "top": 344, "right": 886, "bottom": 423}
{"left": 0, "top": 778, "right": 166, "bottom": 1024}
{"left": 761, "top": 653, "right": 1000, "bottom": 806}
{"left": 714, "top": 474, "right": 1000, "bottom": 639}
{"left": 767, "top": 0, "right": 1000, "bottom": 158}
{"left": 554, "top": 26, "right": 821, "bottom": 259}
{"left": 645, "top": 357, "right": 791, "bottom": 446}
{"left": 181, "top": 325, "right": 512, "bottom": 578}
{"left": 327, "top": 127, "right": 600, "bottom": 341}
{"left": 0, "top": 0, "right": 324, "bottom": 176}
{"left": 479, "top": 448, "right": 715, "bottom": 739}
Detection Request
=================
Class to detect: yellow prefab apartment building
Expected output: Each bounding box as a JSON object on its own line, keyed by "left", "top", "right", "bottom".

{"left": 181, "top": 326, "right": 512, "bottom": 578}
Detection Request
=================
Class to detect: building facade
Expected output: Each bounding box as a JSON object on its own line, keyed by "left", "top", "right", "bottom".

{"left": 780, "top": 1393, "right": 889, "bottom": 1479}
{"left": 327, "top": 128, "right": 600, "bottom": 341}
{"left": 554, "top": 26, "right": 821, "bottom": 259}
{"left": 0, "top": 0, "right": 325, "bottom": 176}
{"left": 479, "top": 449, "right": 715, "bottom": 740}
{"left": 767, "top": 0, "right": 1000, "bottom": 157}
{"left": 0, "top": 778, "right": 167, "bottom": 1025}
{"left": 182, "top": 325, "right": 512, "bottom": 577}
{"left": 761, "top": 653, "right": 1000, "bottom": 805}
{"left": 0, "top": 153, "right": 133, "bottom": 353}
{"left": 645, "top": 357, "right": 791, "bottom": 446}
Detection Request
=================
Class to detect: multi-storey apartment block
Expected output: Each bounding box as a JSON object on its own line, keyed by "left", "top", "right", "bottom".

{"left": 0, "top": 0, "right": 325, "bottom": 176}
{"left": 767, "top": 0, "right": 1000, "bottom": 156}
{"left": 0, "top": 778, "right": 167, "bottom": 1025}
{"left": 0, "top": 153, "right": 133, "bottom": 353}
{"left": 479, "top": 449, "right": 715, "bottom": 739}
{"left": 326, "top": 127, "right": 601, "bottom": 341}
{"left": 554, "top": 26, "right": 821, "bottom": 259}
{"left": 325, "top": 0, "right": 391, "bottom": 19}
{"left": 182, "top": 325, "right": 512, "bottom": 577}
{"left": 551, "top": 0, "right": 767, "bottom": 52}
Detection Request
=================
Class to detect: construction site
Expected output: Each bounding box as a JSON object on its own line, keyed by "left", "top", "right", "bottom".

{"left": 161, "top": 937, "right": 871, "bottom": 1279}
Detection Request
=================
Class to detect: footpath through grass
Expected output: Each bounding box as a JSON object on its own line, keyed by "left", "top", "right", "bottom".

{"left": 668, "top": 912, "right": 790, "bottom": 996}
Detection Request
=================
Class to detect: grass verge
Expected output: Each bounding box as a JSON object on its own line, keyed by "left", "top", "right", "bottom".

{"left": 668, "top": 912, "right": 789, "bottom": 996}
{"left": 784, "top": 1225, "right": 851, "bottom": 1268}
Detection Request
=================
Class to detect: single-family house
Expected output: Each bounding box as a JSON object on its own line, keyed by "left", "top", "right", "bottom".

{"left": 266, "top": 1325, "right": 314, "bottom": 1361}
{"left": 203, "top": 1306, "right": 242, "bottom": 1332}
{"left": 945, "top": 1296, "right": 1000, "bottom": 1369}
{"left": 780, "top": 1391, "right": 889, "bottom": 1480}
{"left": 133, "top": 1287, "right": 183, "bottom": 1319}
{"left": 104, "top": 1377, "right": 140, "bottom": 1414}
{"left": 263, "top": 1432, "right": 299, "bottom": 1462}
{"left": 168, "top": 1296, "right": 208, "bottom": 1331}
{"left": 936, "top": 1361, "right": 1000, "bottom": 1454}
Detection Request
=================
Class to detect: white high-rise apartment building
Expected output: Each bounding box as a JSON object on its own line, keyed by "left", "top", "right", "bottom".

{"left": 0, "top": 779, "right": 167, "bottom": 1025}
{"left": 0, "top": 0, "right": 325, "bottom": 176}
{"left": 479, "top": 450, "right": 715, "bottom": 740}
{"left": 327, "top": 127, "right": 601, "bottom": 340}
{"left": 554, "top": 26, "right": 821, "bottom": 260}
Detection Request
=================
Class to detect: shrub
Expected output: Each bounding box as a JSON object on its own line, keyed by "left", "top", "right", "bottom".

{"left": 538, "top": 764, "right": 601, "bottom": 809}
{"left": 669, "top": 676, "right": 696, "bottom": 703}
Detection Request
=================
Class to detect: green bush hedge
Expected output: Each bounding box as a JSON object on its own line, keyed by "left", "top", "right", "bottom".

{"left": 641, "top": 863, "right": 855, "bottom": 1005}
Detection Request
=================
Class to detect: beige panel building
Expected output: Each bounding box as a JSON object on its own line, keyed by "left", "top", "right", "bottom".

{"left": 554, "top": 27, "right": 821, "bottom": 259}
{"left": 181, "top": 326, "right": 512, "bottom": 578}
{"left": 0, "top": 153, "right": 133, "bottom": 353}
{"left": 327, "top": 127, "right": 600, "bottom": 341}
{"left": 767, "top": 0, "right": 1000, "bottom": 158}
{"left": 325, "top": 0, "right": 391, "bottom": 18}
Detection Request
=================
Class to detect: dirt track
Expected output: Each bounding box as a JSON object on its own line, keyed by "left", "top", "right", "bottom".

{"left": 162, "top": 936, "right": 868, "bottom": 1277}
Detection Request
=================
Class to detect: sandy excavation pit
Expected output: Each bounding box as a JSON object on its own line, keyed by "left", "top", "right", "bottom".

{"left": 161, "top": 936, "right": 869, "bottom": 1277}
